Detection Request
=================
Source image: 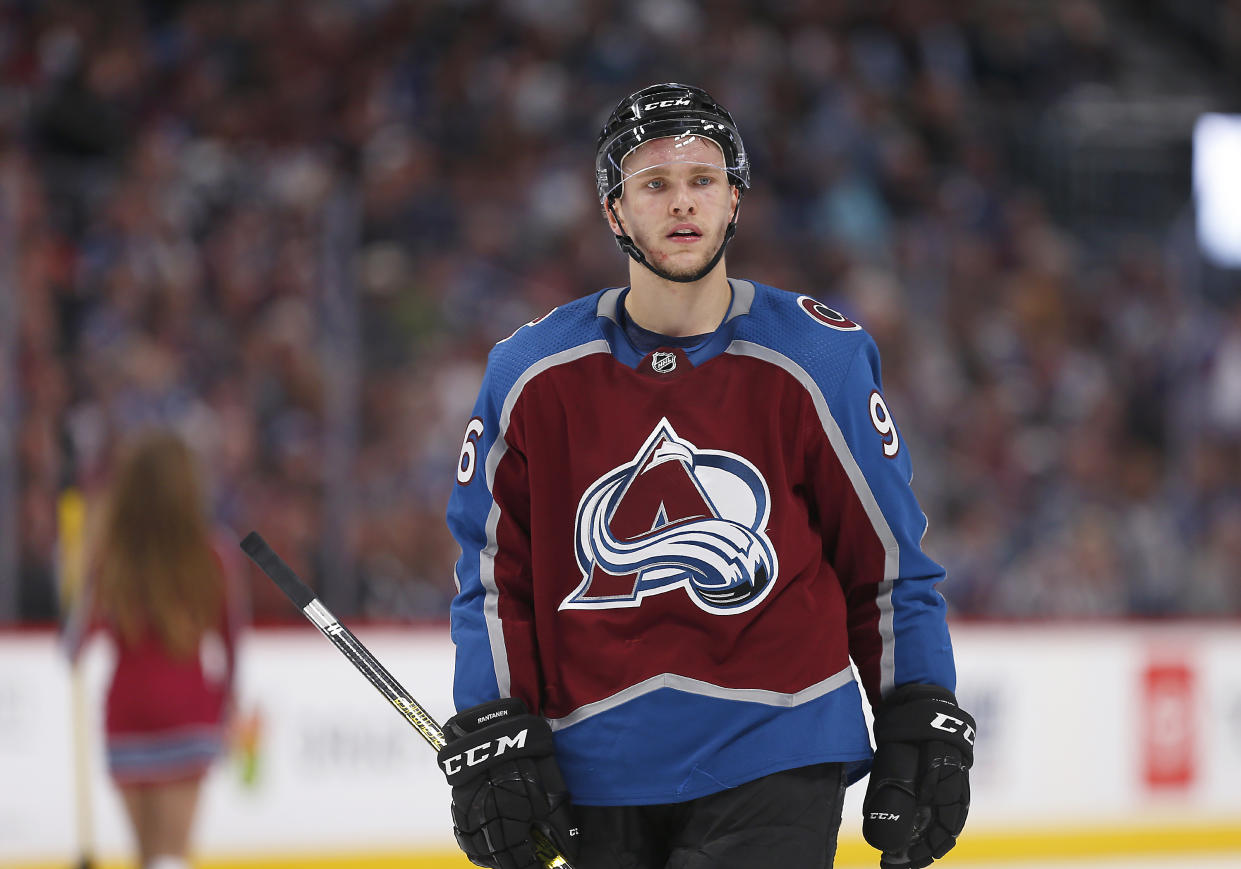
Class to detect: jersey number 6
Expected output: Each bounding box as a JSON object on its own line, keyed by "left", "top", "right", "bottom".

{"left": 457, "top": 418, "right": 485, "bottom": 485}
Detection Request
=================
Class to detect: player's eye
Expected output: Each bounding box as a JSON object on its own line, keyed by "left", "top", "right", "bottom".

{"left": 694, "top": 175, "right": 713, "bottom": 185}
{"left": 645, "top": 178, "right": 664, "bottom": 190}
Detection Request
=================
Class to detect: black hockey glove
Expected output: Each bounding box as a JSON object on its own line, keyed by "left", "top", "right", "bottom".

{"left": 862, "top": 684, "right": 975, "bottom": 869}
{"left": 437, "top": 697, "right": 579, "bottom": 869}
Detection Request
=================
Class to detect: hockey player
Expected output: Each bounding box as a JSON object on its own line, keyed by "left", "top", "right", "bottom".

{"left": 440, "top": 83, "right": 974, "bottom": 869}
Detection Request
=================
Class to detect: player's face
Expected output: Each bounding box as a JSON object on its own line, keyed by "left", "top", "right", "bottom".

{"left": 609, "top": 136, "right": 739, "bottom": 281}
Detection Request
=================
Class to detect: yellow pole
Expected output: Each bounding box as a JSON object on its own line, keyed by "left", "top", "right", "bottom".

{"left": 57, "top": 488, "right": 94, "bottom": 869}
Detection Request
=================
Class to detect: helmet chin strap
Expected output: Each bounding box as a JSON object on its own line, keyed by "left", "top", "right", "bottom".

{"left": 608, "top": 190, "right": 744, "bottom": 285}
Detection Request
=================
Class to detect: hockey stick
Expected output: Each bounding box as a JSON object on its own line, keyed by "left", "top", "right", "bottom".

{"left": 239, "top": 531, "right": 573, "bottom": 869}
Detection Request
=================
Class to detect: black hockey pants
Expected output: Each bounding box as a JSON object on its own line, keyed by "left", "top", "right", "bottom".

{"left": 571, "top": 762, "right": 846, "bottom": 869}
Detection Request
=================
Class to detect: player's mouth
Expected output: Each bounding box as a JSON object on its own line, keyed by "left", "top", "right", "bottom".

{"left": 667, "top": 223, "right": 703, "bottom": 243}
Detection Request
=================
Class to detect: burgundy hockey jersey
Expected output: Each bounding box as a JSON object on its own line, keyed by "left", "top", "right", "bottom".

{"left": 446, "top": 278, "right": 956, "bottom": 805}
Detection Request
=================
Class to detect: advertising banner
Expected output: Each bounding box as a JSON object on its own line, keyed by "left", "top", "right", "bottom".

{"left": 3, "top": 623, "right": 1241, "bottom": 865}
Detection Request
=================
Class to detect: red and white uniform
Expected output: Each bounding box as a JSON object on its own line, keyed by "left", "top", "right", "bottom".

{"left": 67, "top": 533, "right": 245, "bottom": 785}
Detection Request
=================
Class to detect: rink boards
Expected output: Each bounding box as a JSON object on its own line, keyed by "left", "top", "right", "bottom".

{"left": 2, "top": 622, "right": 1240, "bottom": 867}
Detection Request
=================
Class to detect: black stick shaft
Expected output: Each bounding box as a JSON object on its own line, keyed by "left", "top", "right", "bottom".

{"left": 241, "top": 532, "right": 446, "bottom": 747}
{"left": 239, "top": 531, "right": 572, "bottom": 868}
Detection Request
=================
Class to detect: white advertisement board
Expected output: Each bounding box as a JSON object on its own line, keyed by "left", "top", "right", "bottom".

{"left": 3, "top": 623, "right": 1240, "bottom": 865}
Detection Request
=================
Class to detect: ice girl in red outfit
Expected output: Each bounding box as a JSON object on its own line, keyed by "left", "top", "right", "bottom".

{"left": 70, "top": 430, "right": 242, "bottom": 869}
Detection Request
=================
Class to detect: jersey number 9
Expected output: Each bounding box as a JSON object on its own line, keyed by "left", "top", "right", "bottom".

{"left": 868, "top": 392, "right": 899, "bottom": 458}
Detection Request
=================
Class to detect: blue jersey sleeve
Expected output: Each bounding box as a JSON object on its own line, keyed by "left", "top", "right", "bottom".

{"left": 827, "top": 336, "right": 956, "bottom": 705}
{"left": 444, "top": 297, "right": 607, "bottom": 713}
{"left": 445, "top": 355, "right": 512, "bottom": 710}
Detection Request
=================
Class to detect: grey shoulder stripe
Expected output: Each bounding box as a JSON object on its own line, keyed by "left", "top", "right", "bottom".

{"left": 480, "top": 339, "right": 612, "bottom": 697}
{"left": 724, "top": 340, "right": 900, "bottom": 698}
{"left": 724, "top": 278, "right": 756, "bottom": 320}
{"left": 596, "top": 287, "right": 626, "bottom": 323}
{"left": 547, "top": 665, "right": 856, "bottom": 732}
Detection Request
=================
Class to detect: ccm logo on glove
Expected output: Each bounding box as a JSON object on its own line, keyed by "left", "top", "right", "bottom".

{"left": 930, "top": 712, "right": 975, "bottom": 743}
{"left": 439, "top": 729, "right": 529, "bottom": 776}
{"left": 863, "top": 684, "right": 976, "bottom": 869}
{"left": 437, "top": 697, "right": 581, "bottom": 868}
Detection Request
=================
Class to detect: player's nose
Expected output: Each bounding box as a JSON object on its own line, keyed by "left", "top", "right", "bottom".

{"left": 670, "top": 184, "right": 697, "bottom": 215}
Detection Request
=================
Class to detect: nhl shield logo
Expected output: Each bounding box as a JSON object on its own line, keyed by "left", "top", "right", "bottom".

{"left": 561, "top": 418, "right": 778, "bottom": 614}
{"left": 651, "top": 351, "right": 677, "bottom": 374}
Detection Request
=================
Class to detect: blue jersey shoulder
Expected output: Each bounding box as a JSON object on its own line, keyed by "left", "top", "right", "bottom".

{"left": 484, "top": 290, "right": 611, "bottom": 400}
{"left": 736, "top": 281, "right": 878, "bottom": 401}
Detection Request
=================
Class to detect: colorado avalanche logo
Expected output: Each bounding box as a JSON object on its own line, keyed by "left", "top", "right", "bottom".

{"left": 561, "top": 419, "right": 778, "bottom": 614}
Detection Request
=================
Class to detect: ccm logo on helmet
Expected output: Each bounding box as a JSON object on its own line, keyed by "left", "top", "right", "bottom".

{"left": 644, "top": 98, "right": 692, "bottom": 110}
{"left": 439, "top": 729, "right": 529, "bottom": 776}
{"left": 931, "top": 712, "right": 976, "bottom": 745}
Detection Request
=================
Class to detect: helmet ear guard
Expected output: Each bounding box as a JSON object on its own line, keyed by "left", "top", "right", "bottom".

{"left": 595, "top": 83, "right": 749, "bottom": 283}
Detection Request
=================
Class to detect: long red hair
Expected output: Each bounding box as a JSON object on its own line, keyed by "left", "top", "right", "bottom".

{"left": 93, "top": 430, "right": 222, "bottom": 658}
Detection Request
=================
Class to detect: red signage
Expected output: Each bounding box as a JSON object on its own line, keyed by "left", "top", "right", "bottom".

{"left": 1141, "top": 659, "right": 1197, "bottom": 789}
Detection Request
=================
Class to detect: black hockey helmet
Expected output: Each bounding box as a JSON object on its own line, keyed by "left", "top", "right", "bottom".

{"left": 595, "top": 82, "right": 750, "bottom": 204}
{"left": 595, "top": 83, "right": 749, "bottom": 283}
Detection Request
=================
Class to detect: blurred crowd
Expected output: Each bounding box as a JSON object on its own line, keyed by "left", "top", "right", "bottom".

{"left": 5, "top": 0, "right": 1240, "bottom": 622}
